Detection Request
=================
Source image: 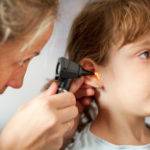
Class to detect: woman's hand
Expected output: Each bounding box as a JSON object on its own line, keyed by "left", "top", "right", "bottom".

{"left": 63, "top": 77, "right": 95, "bottom": 143}
{"left": 0, "top": 82, "right": 81, "bottom": 150}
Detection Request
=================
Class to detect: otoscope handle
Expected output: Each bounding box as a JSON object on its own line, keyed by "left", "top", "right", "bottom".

{"left": 57, "top": 79, "right": 72, "bottom": 93}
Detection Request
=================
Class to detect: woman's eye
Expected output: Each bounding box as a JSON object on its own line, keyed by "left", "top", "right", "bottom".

{"left": 18, "top": 58, "right": 31, "bottom": 67}
{"left": 24, "top": 58, "right": 31, "bottom": 63}
{"left": 139, "top": 51, "right": 150, "bottom": 60}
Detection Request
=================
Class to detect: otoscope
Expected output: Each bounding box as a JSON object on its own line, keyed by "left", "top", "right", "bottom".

{"left": 55, "top": 57, "right": 94, "bottom": 93}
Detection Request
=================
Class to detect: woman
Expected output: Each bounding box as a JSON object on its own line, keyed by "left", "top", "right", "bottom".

{"left": 0, "top": 1, "right": 95, "bottom": 149}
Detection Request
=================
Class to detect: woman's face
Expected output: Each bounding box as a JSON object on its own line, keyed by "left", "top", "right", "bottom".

{"left": 98, "top": 33, "right": 150, "bottom": 117}
{"left": 0, "top": 24, "right": 53, "bottom": 94}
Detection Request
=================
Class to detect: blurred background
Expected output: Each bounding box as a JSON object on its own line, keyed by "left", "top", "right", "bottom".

{"left": 0, "top": 0, "right": 149, "bottom": 128}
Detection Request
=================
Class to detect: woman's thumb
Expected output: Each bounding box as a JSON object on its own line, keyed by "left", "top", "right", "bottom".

{"left": 47, "top": 81, "right": 58, "bottom": 95}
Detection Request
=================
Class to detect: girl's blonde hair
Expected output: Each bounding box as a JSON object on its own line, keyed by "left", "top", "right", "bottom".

{"left": 0, "top": 0, "right": 58, "bottom": 44}
{"left": 66, "top": 0, "right": 150, "bottom": 65}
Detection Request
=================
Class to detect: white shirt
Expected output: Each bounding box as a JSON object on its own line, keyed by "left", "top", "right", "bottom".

{"left": 69, "top": 124, "right": 150, "bottom": 150}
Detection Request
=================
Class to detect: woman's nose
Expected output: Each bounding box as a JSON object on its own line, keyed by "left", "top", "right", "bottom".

{"left": 7, "top": 64, "right": 29, "bottom": 89}
{"left": 7, "top": 79, "right": 23, "bottom": 89}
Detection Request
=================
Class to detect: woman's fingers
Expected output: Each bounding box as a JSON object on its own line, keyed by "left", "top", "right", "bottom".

{"left": 47, "top": 81, "right": 59, "bottom": 96}
{"left": 47, "top": 92, "right": 76, "bottom": 109}
{"left": 70, "top": 78, "right": 95, "bottom": 113}
{"left": 80, "top": 97, "right": 93, "bottom": 106}
{"left": 58, "top": 105, "right": 78, "bottom": 123}
{"left": 61, "top": 120, "right": 75, "bottom": 137}
{"left": 76, "top": 97, "right": 93, "bottom": 113}
{"left": 69, "top": 77, "right": 84, "bottom": 93}
{"left": 75, "top": 87, "right": 95, "bottom": 99}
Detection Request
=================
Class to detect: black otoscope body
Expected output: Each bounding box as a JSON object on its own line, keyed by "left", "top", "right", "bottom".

{"left": 55, "top": 57, "right": 94, "bottom": 93}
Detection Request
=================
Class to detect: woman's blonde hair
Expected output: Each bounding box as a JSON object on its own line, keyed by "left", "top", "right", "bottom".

{"left": 0, "top": 0, "right": 58, "bottom": 43}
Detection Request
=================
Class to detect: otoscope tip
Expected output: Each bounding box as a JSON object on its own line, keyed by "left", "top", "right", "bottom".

{"left": 79, "top": 67, "right": 94, "bottom": 76}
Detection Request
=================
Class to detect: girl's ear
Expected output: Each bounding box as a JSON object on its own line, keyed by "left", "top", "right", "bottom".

{"left": 80, "top": 58, "right": 103, "bottom": 89}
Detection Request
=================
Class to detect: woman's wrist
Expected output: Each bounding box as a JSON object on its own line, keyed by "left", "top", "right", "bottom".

{"left": 0, "top": 131, "right": 16, "bottom": 150}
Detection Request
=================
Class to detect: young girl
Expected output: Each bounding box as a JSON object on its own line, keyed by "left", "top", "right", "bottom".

{"left": 65, "top": 0, "right": 150, "bottom": 149}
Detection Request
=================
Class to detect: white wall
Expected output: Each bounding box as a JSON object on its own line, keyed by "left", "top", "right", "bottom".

{"left": 0, "top": 0, "right": 89, "bottom": 128}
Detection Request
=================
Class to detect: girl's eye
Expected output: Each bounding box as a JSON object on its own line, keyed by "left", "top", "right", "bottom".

{"left": 139, "top": 51, "right": 150, "bottom": 60}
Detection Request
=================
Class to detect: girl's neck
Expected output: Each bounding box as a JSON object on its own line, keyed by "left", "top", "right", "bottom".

{"left": 90, "top": 108, "right": 150, "bottom": 145}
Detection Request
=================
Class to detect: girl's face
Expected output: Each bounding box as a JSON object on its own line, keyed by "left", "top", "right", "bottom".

{"left": 0, "top": 24, "right": 53, "bottom": 94}
{"left": 98, "top": 34, "right": 150, "bottom": 117}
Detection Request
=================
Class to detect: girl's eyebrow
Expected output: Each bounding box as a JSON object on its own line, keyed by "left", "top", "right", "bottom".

{"left": 128, "top": 40, "right": 150, "bottom": 54}
{"left": 137, "top": 40, "right": 150, "bottom": 47}
{"left": 120, "top": 40, "right": 150, "bottom": 50}
{"left": 119, "top": 40, "right": 150, "bottom": 54}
